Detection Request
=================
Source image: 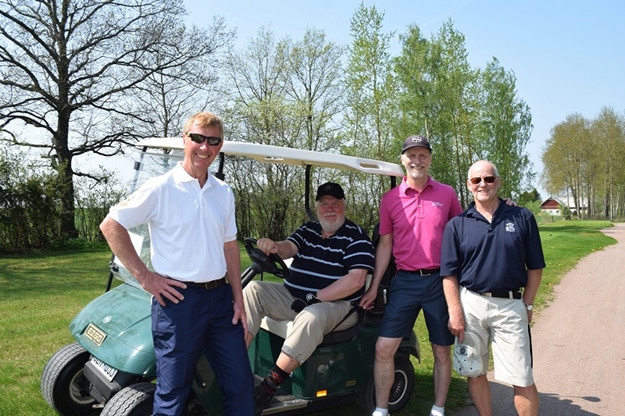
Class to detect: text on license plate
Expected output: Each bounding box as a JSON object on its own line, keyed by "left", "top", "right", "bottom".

{"left": 84, "top": 323, "right": 107, "bottom": 346}
{"left": 91, "top": 357, "right": 118, "bottom": 382}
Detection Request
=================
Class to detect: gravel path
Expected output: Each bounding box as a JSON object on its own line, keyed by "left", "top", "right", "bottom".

{"left": 452, "top": 222, "right": 625, "bottom": 416}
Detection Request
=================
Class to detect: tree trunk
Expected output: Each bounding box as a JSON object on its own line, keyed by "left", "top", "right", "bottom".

{"left": 59, "top": 162, "right": 78, "bottom": 240}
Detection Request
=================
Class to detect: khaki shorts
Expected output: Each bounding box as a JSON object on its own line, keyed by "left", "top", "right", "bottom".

{"left": 244, "top": 281, "right": 355, "bottom": 363}
{"left": 460, "top": 287, "right": 534, "bottom": 387}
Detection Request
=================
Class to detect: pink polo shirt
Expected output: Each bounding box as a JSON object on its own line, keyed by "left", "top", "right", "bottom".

{"left": 379, "top": 176, "right": 462, "bottom": 271}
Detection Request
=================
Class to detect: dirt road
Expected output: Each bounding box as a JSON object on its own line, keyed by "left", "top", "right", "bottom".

{"left": 452, "top": 222, "right": 625, "bottom": 416}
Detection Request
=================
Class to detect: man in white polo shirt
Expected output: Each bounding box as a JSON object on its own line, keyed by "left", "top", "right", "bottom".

{"left": 100, "top": 111, "right": 254, "bottom": 416}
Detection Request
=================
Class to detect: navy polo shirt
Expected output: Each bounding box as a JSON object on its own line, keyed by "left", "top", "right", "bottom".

{"left": 285, "top": 218, "right": 375, "bottom": 302}
{"left": 440, "top": 199, "right": 546, "bottom": 292}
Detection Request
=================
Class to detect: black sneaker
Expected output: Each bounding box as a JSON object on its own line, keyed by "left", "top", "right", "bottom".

{"left": 254, "top": 380, "right": 276, "bottom": 415}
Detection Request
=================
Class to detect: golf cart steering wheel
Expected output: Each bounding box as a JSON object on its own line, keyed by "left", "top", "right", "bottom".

{"left": 243, "top": 237, "right": 289, "bottom": 280}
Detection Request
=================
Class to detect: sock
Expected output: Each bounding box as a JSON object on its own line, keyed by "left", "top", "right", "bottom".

{"left": 372, "top": 407, "right": 389, "bottom": 416}
{"left": 262, "top": 364, "right": 289, "bottom": 394}
{"left": 430, "top": 404, "right": 445, "bottom": 416}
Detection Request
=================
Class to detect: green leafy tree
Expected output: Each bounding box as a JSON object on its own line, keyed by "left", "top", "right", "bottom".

{"left": 394, "top": 20, "right": 533, "bottom": 205}
{"left": 518, "top": 188, "right": 542, "bottom": 207}
{"left": 395, "top": 21, "right": 477, "bottom": 204}
{"left": 542, "top": 113, "right": 591, "bottom": 219}
{"left": 590, "top": 107, "right": 625, "bottom": 220}
{"left": 475, "top": 58, "right": 534, "bottom": 200}
{"left": 343, "top": 3, "right": 398, "bottom": 229}
{"left": 0, "top": 146, "right": 63, "bottom": 252}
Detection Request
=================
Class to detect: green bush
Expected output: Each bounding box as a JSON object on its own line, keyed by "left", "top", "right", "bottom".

{"left": 0, "top": 147, "right": 64, "bottom": 252}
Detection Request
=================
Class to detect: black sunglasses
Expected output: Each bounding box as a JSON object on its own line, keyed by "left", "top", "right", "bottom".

{"left": 469, "top": 176, "right": 497, "bottom": 185}
{"left": 186, "top": 132, "right": 222, "bottom": 146}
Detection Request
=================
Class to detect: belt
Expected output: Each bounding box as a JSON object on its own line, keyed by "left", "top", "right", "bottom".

{"left": 479, "top": 290, "right": 522, "bottom": 299}
{"left": 400, "top": 268, "right": 440, "bottom": 276}
{"left": 184, "top": 277, "right": 227, "bottom": 289}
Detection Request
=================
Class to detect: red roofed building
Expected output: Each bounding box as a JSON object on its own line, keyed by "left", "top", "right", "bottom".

{"left": 540, "top": 196, "right": 565, "bottom": 215}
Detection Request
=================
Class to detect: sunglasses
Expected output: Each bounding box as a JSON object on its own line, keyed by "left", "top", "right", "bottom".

{"left": 186, "top": 132, "right": 222, "bottom": 146}
{"left": 469, "top": 176, "right": 497, "bottom": 185}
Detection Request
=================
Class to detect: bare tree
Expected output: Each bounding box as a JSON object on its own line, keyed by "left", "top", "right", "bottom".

{"left": 224, "top": 27, "right": 347, "bottom": 239}
{"left": 128, "top": 16, "right": 235, "bottom": 138}
{"left": 224, "top": 28, "right": 299, "bottom": 240}
{"left": 283, "top": 28, "right": 344, "bottom": 152}
{"left": 0, "top": 0, "right": 232, "bottom": 239}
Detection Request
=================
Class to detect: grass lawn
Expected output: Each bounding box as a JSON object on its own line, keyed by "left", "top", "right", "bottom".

{"left": 0, "top": 220, "right": 616, "bottom": 415}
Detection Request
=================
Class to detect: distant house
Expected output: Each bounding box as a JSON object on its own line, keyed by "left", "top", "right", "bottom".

{"left": 541, "top": 195, "right": 588, "bottom": 216}
{"left": 540, "top": 196, "right": 566, "bottom": 215}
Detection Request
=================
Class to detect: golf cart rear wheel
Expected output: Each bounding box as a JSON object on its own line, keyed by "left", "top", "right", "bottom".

{"left": 41, "top": 342, "right": 97, "bottom": 415}
{"left": 356, "top": 354, "right": 415, "bottom": 412}
{"left": 100, "top": 382, "right": 155, "bottom": 416}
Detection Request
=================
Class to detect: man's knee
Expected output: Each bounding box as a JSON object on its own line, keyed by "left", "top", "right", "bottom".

{"left": 375, "top": 337, "right": 401, "bottom": 360}
{"left": 431, "top": 343, "right": 451, "bottom": 363}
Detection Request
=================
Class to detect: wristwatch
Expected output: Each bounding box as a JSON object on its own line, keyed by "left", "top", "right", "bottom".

{"left": 525, "top": 304, "right": 534, "bottom": 311}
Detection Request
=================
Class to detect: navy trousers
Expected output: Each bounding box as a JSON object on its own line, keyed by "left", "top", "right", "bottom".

{"left": 151, "top": 284, "right": 254, "bottom": 416}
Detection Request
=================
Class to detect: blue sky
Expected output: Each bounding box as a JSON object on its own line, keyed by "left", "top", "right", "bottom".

{"left": 185, "top": 0, "right": 625, "bottom": 198}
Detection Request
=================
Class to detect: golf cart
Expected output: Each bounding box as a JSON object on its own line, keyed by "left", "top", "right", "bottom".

{"left": 41, "top": 138, "right": 420, "bottom": 415}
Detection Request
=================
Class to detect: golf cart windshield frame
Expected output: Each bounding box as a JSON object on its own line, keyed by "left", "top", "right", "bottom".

{"left": 106, "top": 137, "right": 404, "bottom": 290}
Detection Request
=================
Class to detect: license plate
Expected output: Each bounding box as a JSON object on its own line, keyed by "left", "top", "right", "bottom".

{"left": 84, "top": 323, "right": 106, "bottom": 346}
{"left": 90, "top": 357, "right": 118, "bottom": 382}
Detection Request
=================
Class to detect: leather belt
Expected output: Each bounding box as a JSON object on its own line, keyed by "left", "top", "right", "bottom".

{"left": 479, "top": 290, "right": 522, "bottom": 299}
{"left": 184, "top": 277, "right": 227, "bottom": 289}
{"left": 400, "top": 268, "right": 440, "bottom": 276}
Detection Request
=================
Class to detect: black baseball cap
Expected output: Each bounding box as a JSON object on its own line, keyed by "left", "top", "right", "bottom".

{"left": 315, "top": 182, "right": 345, "bottom": 201}
{"left": 402, "top": 135, "right": 432, "bottom": 153}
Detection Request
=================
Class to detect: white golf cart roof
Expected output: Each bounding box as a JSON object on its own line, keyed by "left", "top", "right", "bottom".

{"left": 136, "top": 137, "right": 404, "bottom": 177}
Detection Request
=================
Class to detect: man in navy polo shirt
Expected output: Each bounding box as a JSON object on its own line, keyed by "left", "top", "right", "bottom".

{"left": 440, "top": 160, "right": 545, "bottom": 416}
{"left": 243, "top": 182, "right": 375, "bottom": 414}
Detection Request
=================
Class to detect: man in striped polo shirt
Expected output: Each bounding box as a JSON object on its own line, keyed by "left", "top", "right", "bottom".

{"left": 243, "top": 182, "right": 375, "bottom": 414}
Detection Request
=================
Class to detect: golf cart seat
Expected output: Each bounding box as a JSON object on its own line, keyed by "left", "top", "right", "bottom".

{"left": 258, "top": 222, "right": 394, "bottom": 346}
{"left": 260, "top": 306, "right": 365, "bottom": 348}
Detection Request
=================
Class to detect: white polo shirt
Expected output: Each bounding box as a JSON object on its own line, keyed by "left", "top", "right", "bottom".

{"left": 108, "top": 162, "right": 236, "bottom": 281}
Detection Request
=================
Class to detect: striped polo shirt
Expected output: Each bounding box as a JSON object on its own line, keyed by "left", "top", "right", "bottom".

{"left": 285, "top": 219, "right": 375, "bottom": 302}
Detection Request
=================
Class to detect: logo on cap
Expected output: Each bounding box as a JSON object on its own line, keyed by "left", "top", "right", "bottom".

{"left": 402, "top": 135, "right": 432, "bottom": 153}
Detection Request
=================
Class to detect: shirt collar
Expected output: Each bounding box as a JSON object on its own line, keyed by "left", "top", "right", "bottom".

{"left": 399, "top": 175, "right": 432, "bottom": 195}
{"left": 173, "top": 162, "right": 214, "bottom": 188}
{"left": 467, "top": 198, "right": 511, "bottom": 219}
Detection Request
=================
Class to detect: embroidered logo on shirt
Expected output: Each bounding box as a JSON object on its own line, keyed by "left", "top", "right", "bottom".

{"left": 505, "top": 222, "right": 516, "bottom": 233}
{"left": 432, "top": 201, "right": 444, "bottom": 207}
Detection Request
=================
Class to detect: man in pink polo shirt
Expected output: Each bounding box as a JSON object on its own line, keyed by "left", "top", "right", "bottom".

{"left": 360, "top": 135, "right": 463, "bottom": 416}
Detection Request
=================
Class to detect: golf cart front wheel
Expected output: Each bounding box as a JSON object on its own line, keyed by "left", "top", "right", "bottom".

{"left": 100, "top": 382, "right": 155, "bottom": 416}
{"left": 41, "top": 342, "right": 97, "bottom": 415}
{"left": 356, "top": 354, "right": 415, "bottom": 412}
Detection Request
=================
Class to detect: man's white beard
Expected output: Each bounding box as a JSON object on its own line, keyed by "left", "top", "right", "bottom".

{"left": 320, "top": 217, "right": 345, "bottom": 235}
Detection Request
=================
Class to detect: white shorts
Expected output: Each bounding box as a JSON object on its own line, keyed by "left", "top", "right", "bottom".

{"left": 460, "top": 287, "right": 535, "bottom": 387}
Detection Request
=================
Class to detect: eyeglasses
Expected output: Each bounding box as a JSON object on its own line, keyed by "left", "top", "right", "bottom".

{"left": 469, "top": 176, "right": 497, "bottom": 185}
{"left": 186, "top": 132, "right": 222, "bottom": 146}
